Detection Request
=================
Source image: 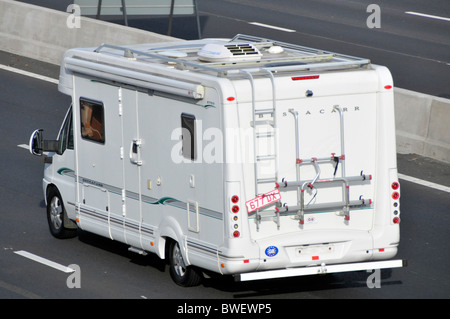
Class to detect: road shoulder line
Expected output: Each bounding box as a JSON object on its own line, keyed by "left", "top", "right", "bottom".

{"left": 398, "top": 173, "right": 450, "bottom": 193}
{"left": 0, "top": 63, "right": 58, "bottom": 84}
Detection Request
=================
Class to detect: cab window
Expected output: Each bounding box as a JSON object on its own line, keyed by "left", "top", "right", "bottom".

{"left": 57, "top": 106, "right": 73, "bottom": 154}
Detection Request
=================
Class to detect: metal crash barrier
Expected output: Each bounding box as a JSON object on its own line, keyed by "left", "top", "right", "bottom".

{"left": 75, "top": 0, "right": 201, "bottom": 38}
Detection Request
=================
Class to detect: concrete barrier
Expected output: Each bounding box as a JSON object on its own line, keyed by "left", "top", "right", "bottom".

{"left": 1, "top": 0, "right": 449, "bottom": 163}
{"left": 395, "top": 88, "right": 450, "bottom": 163}
{"left": 0, "top": 0, "right": 176, "bottom": 66}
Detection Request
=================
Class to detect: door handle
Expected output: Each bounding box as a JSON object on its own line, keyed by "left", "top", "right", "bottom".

{"left": 130, "top": 139, "right": 142, "bottom": 166}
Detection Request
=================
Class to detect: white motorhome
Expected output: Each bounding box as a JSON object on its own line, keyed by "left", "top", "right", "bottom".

{"left": 30, "top": 35, "right": 404, "bottom": 286}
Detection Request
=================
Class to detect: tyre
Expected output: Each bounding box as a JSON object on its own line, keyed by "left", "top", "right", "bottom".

{"left": 168, "top": 240, "right": 203, "bottom": 287}
{"left": 47, "top": 188, "right": 77, "bottom": 239}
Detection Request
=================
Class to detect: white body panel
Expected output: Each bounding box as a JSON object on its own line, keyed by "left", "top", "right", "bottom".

{"left": 42, "top": 35, "right": 402, "bottom": 281}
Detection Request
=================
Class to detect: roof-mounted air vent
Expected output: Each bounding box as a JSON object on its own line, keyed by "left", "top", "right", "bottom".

{"left": 198, "top": 43, "right": 262, "bottom": 62}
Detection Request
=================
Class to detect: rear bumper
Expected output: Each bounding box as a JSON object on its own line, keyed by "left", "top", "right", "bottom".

{"left": 234, "top": 259, "right": 406, "bottom": 282}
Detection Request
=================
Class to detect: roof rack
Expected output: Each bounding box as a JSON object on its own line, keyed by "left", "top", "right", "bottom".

{"left": 92, "top": 34, "right": 371, "bottom": 77}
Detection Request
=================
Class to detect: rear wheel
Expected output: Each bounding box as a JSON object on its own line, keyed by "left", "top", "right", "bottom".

{"left": 47, "top": 188, "right": 77, "bottom": 239}
{"left": 168, "top": 240, "right": 202, "bottom": 287}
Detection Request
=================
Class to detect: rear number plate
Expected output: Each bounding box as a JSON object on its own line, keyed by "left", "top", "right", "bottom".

{"left": 246, "top": 189, "right": 281, "bottom": 213}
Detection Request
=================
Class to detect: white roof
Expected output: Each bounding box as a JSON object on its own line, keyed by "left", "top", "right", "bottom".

{"left": 58, "top": 34, "right": 372, "bottom": 98}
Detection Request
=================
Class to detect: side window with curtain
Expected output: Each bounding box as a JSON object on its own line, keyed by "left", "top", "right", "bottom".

{"left": 80, "top": 98, "right": 105, "bottom": 144}
{"left": 181, "top": 113, "right": 196, "bottom": 160}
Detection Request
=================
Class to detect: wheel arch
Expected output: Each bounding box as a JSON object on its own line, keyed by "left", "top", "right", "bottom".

{"left": 45, "top": 183, "right": 59, "bottom": 201}
{"left": 45, "top": 184, "right": 77, "bottom": 230}
{"left": 157, "top": 216, "right": 186, "bottom": 262}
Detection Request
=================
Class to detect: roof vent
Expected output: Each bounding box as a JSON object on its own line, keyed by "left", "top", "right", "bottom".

{"left": 198, "top": 43, "right": 262, "bottom": 62}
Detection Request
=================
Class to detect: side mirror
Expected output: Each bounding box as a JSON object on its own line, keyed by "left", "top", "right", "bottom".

{"left": 29, "top": 129, "right": 60, "bottom": 156}
{"left": 29, "top": 129, "right": 44, "bottom": 156}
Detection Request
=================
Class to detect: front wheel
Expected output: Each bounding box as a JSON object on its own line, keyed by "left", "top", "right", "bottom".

{"left": 168, "top": 240, "right": 202, "bottom": 287}
{"left": 47, "top": 188, "right": 77, "bottom": 239}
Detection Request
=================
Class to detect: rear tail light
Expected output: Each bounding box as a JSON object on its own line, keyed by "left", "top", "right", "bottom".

{"left": 391, "top": 179, "right": 400, "bottom": 224}
{"left": 231, "top": 195, "right": 241, "bottom": 238}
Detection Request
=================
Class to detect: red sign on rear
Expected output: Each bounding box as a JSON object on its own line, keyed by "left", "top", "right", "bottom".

{"left": 245, "top": 189, "right": 281, "bottom": 213}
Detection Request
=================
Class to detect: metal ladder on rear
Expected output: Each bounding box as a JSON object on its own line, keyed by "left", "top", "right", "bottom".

{"left": 243, "top": 69, "right": 280, "bottom": 230}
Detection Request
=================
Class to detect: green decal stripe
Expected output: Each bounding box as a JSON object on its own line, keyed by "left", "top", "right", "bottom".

{"left": 148, "top": 197, "right": 178, "bottom": 205}
{"left": 57, "top": 168, "right": 75, "bottom": 175}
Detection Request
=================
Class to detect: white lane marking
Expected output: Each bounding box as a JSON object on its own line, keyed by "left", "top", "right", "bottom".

{"left": 405, "top": 11, "right": 450, "bottom": 22}
{"left": 14, "top": 250, "right": 75, "bottom": 273}
{"left": 248, "top": 22, "right": 296, "bottom": 32}
{"left": 398, "top": 173, "right": 450, "bottom": 193}
{"left": 0, "top": 64, "right": 58, "bottom": 84}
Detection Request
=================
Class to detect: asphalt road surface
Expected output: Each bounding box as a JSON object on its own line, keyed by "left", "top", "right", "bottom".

{"left": 0, "top": 52, "right": 449, "bottom": 302}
